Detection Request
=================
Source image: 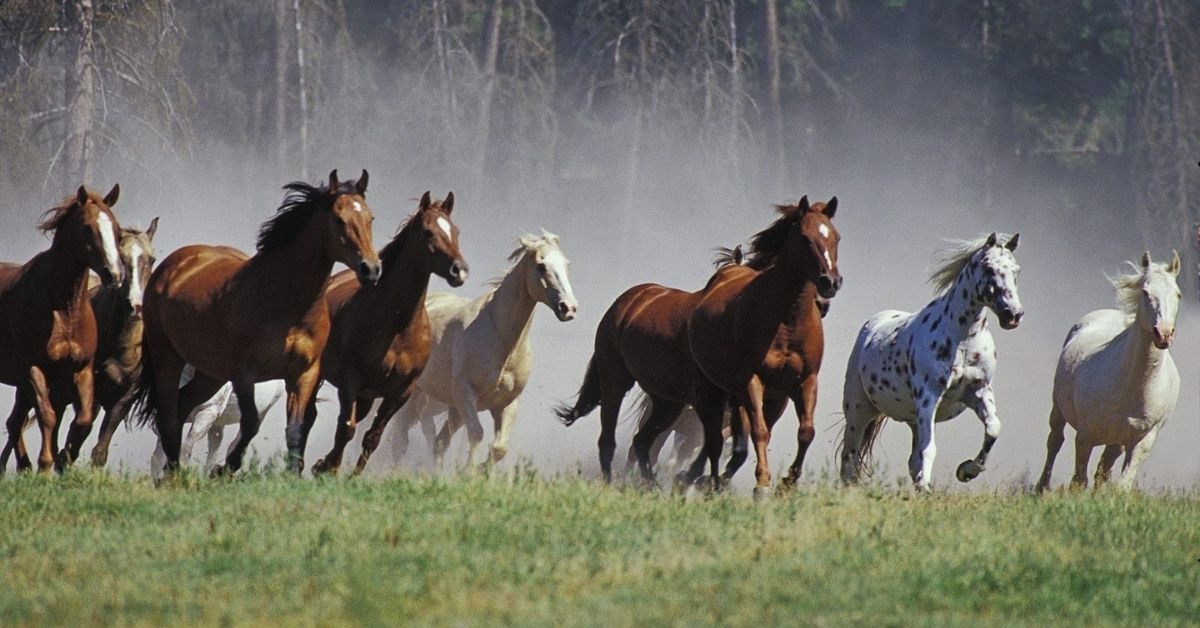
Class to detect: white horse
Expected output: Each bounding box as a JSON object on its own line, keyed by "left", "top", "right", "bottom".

{"left": 1036, "top": 252, "right": 1181, "bottom": 491}
{"left": 841, "top": 233, "right": 1023, "bottom": 491}
{"left": 389, "top": 232, "right": 577, "bottom": 466}
{"left": 151, "top": 365, "right": 285, "bottom": 473}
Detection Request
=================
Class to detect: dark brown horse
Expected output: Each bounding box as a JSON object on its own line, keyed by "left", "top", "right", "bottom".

{"left": 684, "top": 197, "right": 841, "bottom": 496}
{"left": 555, "top": 246, "right": 743, "bottom": 483}
{"left": 0, "top": 185, "right": 124, "bottom": 472}
{"left": 133, "top": 170, "right": 381, "bottom": 474}
{"left": 87, "top": 219, "right": 159, "bottom": 467}
{"left": 310, "top": 191, "right": 468, "bottom": 475}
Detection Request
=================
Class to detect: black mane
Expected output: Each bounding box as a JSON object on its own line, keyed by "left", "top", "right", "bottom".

{"left": 743, "top": 203, "right": 804, "bottom": 270}
{"left": 257, "top": 179, "right": 359, "bottom": 253}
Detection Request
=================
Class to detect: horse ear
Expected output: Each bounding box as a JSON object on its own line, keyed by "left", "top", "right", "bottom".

{"left": 1168, "top": 250, "right": 1181, "bottom": 276}
{"left": 824, "top": 196, "right": 838, "bottom": 219}
{"left": 328, "top": 169, "right": 340, "bottom": 191}
{"left": 146, "top": 216, "right": 159, "bottom": 240}
{"left": 1004, "top": 233, "right": 1019, "bottom": 251}
{"left": 76, "top": 186, "right": 89, "bottom": 206}
{"left": 798, "top": 196, "right": 810, "bottom": 213}
{"left": 355, "top": 169, "right": 368, "bottom": 195}
{"left": 985, "top": 232, "right": 998, "bottom": 248}
{"left": 419, "top": 191, "right": 432, "bottom": 211}
{"left": 103, "top": 184, "right": 120, "bottom": 207}
{"left": 519, "top": 235, "right": 537, "bottom": 249}
{"left": 443, "top": 192, "right": 454, "bottom": 214}
{"left": 1141, "top": 251, "right": 1152, "bottom": 269}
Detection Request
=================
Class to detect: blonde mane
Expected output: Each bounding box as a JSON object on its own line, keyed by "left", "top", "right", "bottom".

{"left": 1108, "top": 260, "right": 1170, "bottom": 315}
{"left": 928, "top": 234, "right": 1011, "bottom": 294}
{"left": 490, "top": 231, "right": 562, "bottom": 287}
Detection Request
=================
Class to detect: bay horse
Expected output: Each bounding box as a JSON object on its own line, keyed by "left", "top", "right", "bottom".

{"left": 389, "top": 231, "right": 577, "bottom": 468}
{"left": 0, "top": 185, "right": 125, "bottom": 472}
{"left": 310, "top": 191, "right": 468, "bottom": 475}
{"left": 681, "top": 197, "right": 841, "bottom": 496}
{"left": 1036, "top": 252, "right": 1180, "bottom": 491}
{"left": 133, "top": 169, "right": 381, "bottom": 474}
{"left": 841, "top": 233, "right": 1022, "bottom": 492}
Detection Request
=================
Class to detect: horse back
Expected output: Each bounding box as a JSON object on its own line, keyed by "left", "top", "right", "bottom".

{"left": 600, "top": 282, "right": 702, "bottom": 401}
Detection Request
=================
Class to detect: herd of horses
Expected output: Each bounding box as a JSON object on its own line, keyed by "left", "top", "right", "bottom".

{"left": 0, "top": 171, "right": 1183, "bottom": 495}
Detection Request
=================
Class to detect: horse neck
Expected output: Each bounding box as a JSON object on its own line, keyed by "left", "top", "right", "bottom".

{"left": 250, "top": 217, "right": 338, "bottom": 313}
{"left": 376, "top": 234, "right": 435, "bottom": 328}
{"left": 745, "top": 262, "right": 819, "bottom": 331}
{"left": 1120, "top": 312, "right": 1166, "bottom": 377}
{"left": 92, "top": 287, "right": 142, "bottom": 366}
{"left": 45, "top": 230, "right": 91, "bottom": 311}
{"left": 483, "top": 259, "right": 539, "bottom": 350}
{"left": 924, "top": 266, "right": 987, "bottom": 341}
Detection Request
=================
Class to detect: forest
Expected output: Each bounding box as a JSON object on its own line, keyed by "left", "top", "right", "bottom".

{"left": 0, "top": 0, "right": 1197, "bottom": 289}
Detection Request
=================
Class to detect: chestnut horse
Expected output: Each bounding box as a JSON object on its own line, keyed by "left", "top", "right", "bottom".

{"left": 0, "top": 185, "right": 124, "bottom": 472}
{"left": 310, "top": 191, "right": 468, "bottom": 475}
{"left": 684, "top": 197, "right": 841, "bottom": 496}
{"left": 133, "top": 170, "right": 381, "bottom": 474}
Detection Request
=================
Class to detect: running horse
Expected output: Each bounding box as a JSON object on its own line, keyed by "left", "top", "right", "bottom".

{"left": 133, "top": 170, "right": 381, "bottom": 474}
{"left": 683, "top": 197, "right": 841, "bottom": 496}
{"left": 310, "top": 191, "right": 468, "bottom": 475}
{"left": 0, "top": 185, "right": 125, "bottom": 472}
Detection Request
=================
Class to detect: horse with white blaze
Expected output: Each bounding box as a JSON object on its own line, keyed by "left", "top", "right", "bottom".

{"left": 390, "top": 232, "right": 577, "bottom": 466}
{"left": 841, "top": 232, "right": 1023, "bottom": 491}
{"left": 1035, "top": 252, "right": 1181, "bottom": 491}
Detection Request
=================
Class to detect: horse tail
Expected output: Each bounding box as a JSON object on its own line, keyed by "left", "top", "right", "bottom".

{"left": 835, "top": 414, "right": 889, "bottom": 478}
{"left": 554, "top": 354, "right": 603, "bottom": 426}
{"left": 0, "top": 439, "right": 12, "bottom": 474}
{"left": 129, "top": 346, "right": 159, "bottom": 429}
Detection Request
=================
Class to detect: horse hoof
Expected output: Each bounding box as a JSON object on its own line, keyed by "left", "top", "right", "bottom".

{"left": 956, "top": 460, "right": 983, "bottom": 483}
{"left": 209, "top": 465, "right": 228, "bottom": 479}
{"left": 752, "top": 486, "right": 772, "bottom": 503}
{"left": 311, "top": 459, "right": 338, "bottom": 476}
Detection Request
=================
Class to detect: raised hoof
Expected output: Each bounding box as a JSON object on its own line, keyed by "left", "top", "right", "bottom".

{"left": 311, "top": 458, "right": 336, "bottom": 476}
{"left": 955, "top": 459, "right": 984, "bottom": 483}
{"left": 752, "top": 486, "right": 772, "bottom": 503}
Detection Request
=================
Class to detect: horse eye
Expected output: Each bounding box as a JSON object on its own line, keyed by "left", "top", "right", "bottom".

{"left": 424, "top": 229, "right": 434, "bottom": 239}
{"left": 537, "top": 263, "right": 547, "bottom": 273}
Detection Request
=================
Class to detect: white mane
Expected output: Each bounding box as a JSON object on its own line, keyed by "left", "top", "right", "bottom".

{"left": 927, "top": 233, "right": 1013, "bottom": 294}
{"left": 490, "top": 231, "right": 562, "bottom": 287}
{"left": 1108, "top": 260, "right": 1172, "bottom": 315}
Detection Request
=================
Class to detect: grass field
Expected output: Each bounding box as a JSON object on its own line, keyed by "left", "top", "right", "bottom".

{"left": 1, "top": 470, "right": 1197, "bottom": 626}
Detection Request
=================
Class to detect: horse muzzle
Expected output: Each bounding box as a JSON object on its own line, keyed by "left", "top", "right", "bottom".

{"left": 1152, "top": 327, "right": 1174, "bottom": 350}
{"left": 997, "top": 308, "right": 1023, "bottom": 330}
{"left": 816, "top": 274, "right": 842, "bottom": 299}
{"left": 356, "top": 259, "right": 382, "bottom": 286}
{"left": 554, "top": 299, "right": 577, "bottom": 322}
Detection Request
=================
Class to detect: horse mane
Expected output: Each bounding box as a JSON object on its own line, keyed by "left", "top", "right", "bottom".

{"left": 712, "top": 245, "right": 744, "bottom": 269}
{"left": 38, "top": 191, "right": 97, "bottom": 234}
{"left": 927, "top": 234, "right": 1012, "bottom": 294}
{"left": 744, "top": 202, "right": 809, "bottom": 270}
{"left": 257, "top": 179, "right": 359, "bottom": 253}
{"left": 487, "top": 231, "right": 561, "bottom": 287}
{"left": 1108, "top": 260, "right": 1169, "bottom": 315}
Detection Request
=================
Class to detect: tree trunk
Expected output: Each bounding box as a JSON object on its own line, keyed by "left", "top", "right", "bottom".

{"left": 275, "top": 0, "right": 290, "bottom": 180}
{"left": 728, "top": 0, "right": 740, "bottom": 177}
{"left": 763, "top": 0, "right": 784, "bottom": 192}
{"left": 63, "top": 0, "right": 95, "bottom": 188}
{"left": 474, "top": 0, "right": 503, "bottom": 192}
{"left": 293, "top": 0, "right": 309, "bottom": 180}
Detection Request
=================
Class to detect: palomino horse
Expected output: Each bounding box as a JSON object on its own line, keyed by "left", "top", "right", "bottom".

{"left": 841, "top": 233, "right": 1023, "bottom": 491}
{"left": 683, "top": 197, "right": 841, "bottom": 495}
{"left": 134, "top": 170, "right": 381, "bottom": 474}
{"left": 390, "top": 232, "right": 577, "bottom": 467}
{"left": 1036, "top": 252, "right": 1181, "bottom": 491}
{"left": 151, "top": 367, "right": 285, "bottom": 474}
{"left": 0, "top": 185, "right": 124, "bottom": 471}
{"left": 88, "top": 219, "right": 159, "bottom": 467}
{"left": 310, "top": 191, "right": 468, "bottom": 475}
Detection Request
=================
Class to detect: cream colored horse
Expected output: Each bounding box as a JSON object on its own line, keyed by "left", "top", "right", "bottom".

{"left": 390, "top": 233, "right": 577, "bottom": 466}
{"left": 1036, "top": 251, "right": 1181, "bottom": 491}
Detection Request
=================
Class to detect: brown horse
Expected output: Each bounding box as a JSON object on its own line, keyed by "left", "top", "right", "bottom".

{"left": 87, "top": 219, "right": 159, "bottom": 467}
{"left": 133, "top": 170, "right": 381, "bottom": 474}
{"left": 555, "top": 245, "right": 742, "bottom": 484}
{"left": 683, "top": 197, "right": 841, "bottom": 496}
{"left": 310, "top": 191, "right": 468, "bottom": 475}
{"left": 0, "top": 185, "right": 125, "bottom": 472}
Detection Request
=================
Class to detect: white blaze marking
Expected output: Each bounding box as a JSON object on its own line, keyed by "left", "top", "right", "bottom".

{"left": 824, "top": 250, "right": 833, "bottom": 269}
{"left": 127, "top": 244, "right": 144, "bottom": 306}
{"left": 96, "top": 213, "right": 120, "bottom": 273}
{"left": 818, "top": 224, "right": 830, "bottom": 238}
{"left": 436, "top": 216, "right": 452, "bottom": 239}
{"left": 352, "top": 201, "right": 363, "bottom": 212}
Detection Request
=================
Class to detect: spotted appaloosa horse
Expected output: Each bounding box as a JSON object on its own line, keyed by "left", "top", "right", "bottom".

{"left": 840, "top": 233, "right": 1023, "bottom": 491}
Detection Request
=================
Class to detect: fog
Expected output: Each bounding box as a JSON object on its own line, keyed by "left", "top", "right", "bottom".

{"left": 0, "top": 20, "right": 1195, "bottom": 491}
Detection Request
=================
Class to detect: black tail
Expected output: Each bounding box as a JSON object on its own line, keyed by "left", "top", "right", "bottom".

{"left": 553, "top": 354, "right": 602, "bottom": 426}
{"left": 129, "top": 345, "right": 159, "bottom": 429}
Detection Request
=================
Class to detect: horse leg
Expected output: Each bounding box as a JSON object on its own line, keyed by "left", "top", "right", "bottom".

{"left": 58, "top": 365, "right": 97, "bottom": 467}
{"left": 839, "top": 357, "right": 883, "bottom": 484}
{"left": 910, "top": 390, "right": 942, "bottom": 491}
{"left": 721, "top": 401, "right": 750, "bottom": 482}
{"left": 354, "top": 394, "right": 402, "bottom": 475}
{"left": 180, "top": 385, "right": 228, "bottom": 467}
{"left": 1070, "top": 432, "right": 1094, "bottom": 489}
{"left": 312, "top": 384, "right": 361, "bottom": 476}
{"left": 1035, "top": 404, "right": 1066, "bottom": 492}
{"left": 2, "top": 388, "right": 34, "bottom": 473}
{"left": 450, "top": 391, "right": 485, "bottom": 470}
{"left": 1117, "top": 425, "right": 1160, "bottom": 491}
{"left": 150, "top": 427, "right": 167, "bottom": 477}
{"left": 90, "top": 394, "right": 125, "bottom": 468}
{"left": 489, "top": 399, "right": 520, "bottom": 464}
{"left": 146, "top": 345, "right": 186, "bottom": 474}
{"left": 25, "top": 366, "right": 60, "bottom": 473}
{"left": 740, "top": 376, "right": 773, "bottom": 497}
{"left": 281, "top": 365, "right": 321, "bottom": 475}
{"left": 217, "top": 379, "right": 265, "bottom": 475}
{"left": 1094, "top": 444, "right": 1122, "bottom": 486}
{"left": 783, "top": 379, "right": 816, "bottom": 485}
{"left": 956, "top": 384, "right": 1001, "bottom": 484}
{"left": 204, "top": 426, "right": 225, "bottom": 474}
{"left": 630, "top": 396, "right": 685, "bottom": 485}
{"left": 391, "top": 391, "right": 426, "bottom": 464}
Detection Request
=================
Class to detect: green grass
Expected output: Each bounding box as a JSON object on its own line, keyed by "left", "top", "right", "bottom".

{"left": 1, "top": 469, "right": 1198, "bottom": 626}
